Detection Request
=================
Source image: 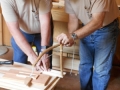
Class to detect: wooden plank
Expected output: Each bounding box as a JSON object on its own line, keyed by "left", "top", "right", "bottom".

{"left": 0, "top": 76, "right": 57, "bottom": 90}
{"left": 45, "top": 77, "right": 60, "bottom": 90}
{"left": 52, "top": 0, "right": 59, "bottom": 2}
{"left": 0, "top": 59, "right": 65, "bottom": 90}
{"left": 60, "top": 44, "right": 63, "bottom": 77}
{"left": 53, "top": 66, "right": 79, "bottom": 75}
{"left": 3, "top": 18, "right": 11, "bottom": 46}
{"left": 33, "top": 74, "right": 51, "bottom": 86}
{"left": 52, "top": 55, "right": 80, "bottom": 71}
{"left": 24, "top": 77, "right": 32, "bottom": 86}
{"left": 51, "top": 7, "right": 69, "bottom": 22}
{"left": 0, "top": 69, "right": 50, "bottom": 86}
{"left": 0, "top": 13, "right": 3, "bottom": 45}
{"left": 116, "top": 0, "right": 120, "bottom": 5}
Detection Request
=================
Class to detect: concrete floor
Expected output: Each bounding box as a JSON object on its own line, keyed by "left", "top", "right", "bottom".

{"left": 0, "top": 46, "right": 120, "bottom": 90}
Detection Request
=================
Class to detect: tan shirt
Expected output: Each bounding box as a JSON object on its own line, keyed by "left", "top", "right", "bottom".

{"left": 65, "top": 0, "right": 120, "bottom": 26}
{"left": 1, "top": 0, "right": 52, "bottom": 34}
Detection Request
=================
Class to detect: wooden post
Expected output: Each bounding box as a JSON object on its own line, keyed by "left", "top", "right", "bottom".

{"left": 60, "top": 44, "right": 63, "bottom": 77}
{"left": 0, "top": 13, "right": 3, "bottom": 45}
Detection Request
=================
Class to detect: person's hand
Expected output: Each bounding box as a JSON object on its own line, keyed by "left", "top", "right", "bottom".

{"left": 56, "top": 33, "right": 74, "bottom": 46}
{"left": 36, "top": 53, "right": 50, "bottom": 72}
{"left": 28, "top": 54, "right": 37, "bottom": 65}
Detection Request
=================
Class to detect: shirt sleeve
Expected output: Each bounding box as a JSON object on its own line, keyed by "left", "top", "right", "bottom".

{"left": 0, "top": 0, "right": 18, "bottom": 22}
{"left": 91, "top": 0, "right": 110, "bottom": 14}
{"left": 39, "top": 0, "right": 52, "bottom": 14}
{"left": 65, "top": 0, "right": 74, "bottom": 14}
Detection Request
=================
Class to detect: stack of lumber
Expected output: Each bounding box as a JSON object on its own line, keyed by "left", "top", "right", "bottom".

{"left": 0, "top": 59, "right": 66, "bottom": 90}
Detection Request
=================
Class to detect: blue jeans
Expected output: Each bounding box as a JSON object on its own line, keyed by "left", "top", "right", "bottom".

{"left": 11, "top": 19, "right": 54, "bottom": 68}
{"left": 79, "top": 19, "right": 120, "bottom": 90}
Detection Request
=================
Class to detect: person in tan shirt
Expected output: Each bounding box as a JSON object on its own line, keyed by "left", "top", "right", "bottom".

{"left": 57, "top": 0, "right": 120, "bottom": 90}
{"left": 1, "top": 0, "right": 53, "bottom": 71}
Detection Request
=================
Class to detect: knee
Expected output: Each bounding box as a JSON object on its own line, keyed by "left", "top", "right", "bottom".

{"left": 94, "top": 66, "right": 110, "bottom": 76}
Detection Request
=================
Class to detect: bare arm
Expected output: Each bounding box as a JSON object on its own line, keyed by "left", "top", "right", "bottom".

{"left": 36, "top": 12, "right": 52, "bottom": 71}
{"left": 56, "top": 12, "right": 105, "bottom": 46}
{"left": 39, "top": 12, "right": 51, "bottom": 46}
{"left": 74, "top": 12, "right": 105, "bottom": 39}
{"left": 6, "top": 22, "right": 37, "bottom": 63}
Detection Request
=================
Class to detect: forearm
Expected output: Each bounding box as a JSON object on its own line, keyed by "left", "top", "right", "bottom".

{"left": 40, "top": 12, "right": 51, "bottom": 46}
{"left": 41, "top": 22, "right": 51, "bottom": 46}
{"left": 7, "top": 22, "right": 36, "bottom": 57}
{"left": 74, "top": 12, "right": 105, "bottom": 39}
{"left": 74, "top": 20, "right": 102, "bottom": 39}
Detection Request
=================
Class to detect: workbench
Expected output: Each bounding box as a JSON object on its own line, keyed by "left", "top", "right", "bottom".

{"left": 0, "top": 59, "right": 65, "bottom": 90}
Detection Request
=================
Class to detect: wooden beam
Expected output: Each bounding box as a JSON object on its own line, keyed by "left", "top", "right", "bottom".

{"left": 52, "top": 7, "right": 69, "bottom": 22}
{"left": 52, "top": 0, "right": 59, "bottom": 2}
{"left": 116, "top": 0, "right": 120, "bottom": 5}
{"left": 0, "top": 13, "right": 3, "bottom": 45}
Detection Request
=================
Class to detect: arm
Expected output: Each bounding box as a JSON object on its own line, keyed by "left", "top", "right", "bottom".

{"left": 6, "top": 21, "right": 37, "bottom": 64}
{"left": 56, "top": 14, "right": 79, "bottom": 46}
{"left": 39, "top": 12, "right": 51, "bottom": 46}
{"left": 36, "top": 12, "right": 51, "bottom": 71}
{"left": 56, "top": 12, "right": 105, "bottom": 46}
{"left": 68, "top": 14, "right": 79, "bottom": 34}
{"left": 74, "top": 12, "right": 105, "bottom": 39}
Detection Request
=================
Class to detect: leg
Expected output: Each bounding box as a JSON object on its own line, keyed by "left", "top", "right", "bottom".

{"left": 79, "top": 35, "right": 94, "bottom": 90}
{"left": 93, "top": 19, "right": 119, "bottom": 90}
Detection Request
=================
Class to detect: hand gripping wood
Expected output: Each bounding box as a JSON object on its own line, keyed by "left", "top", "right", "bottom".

{"left": 32, "top": 44, "right": 63, "bottom": 77}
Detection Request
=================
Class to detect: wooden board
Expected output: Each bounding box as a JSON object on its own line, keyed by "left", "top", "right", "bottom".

{"left": 52, "top": 55, "right": 80, "bottom": 71}
{"left": 0, "top": 75, "right": 57, "bottom": 90}
{"left": 52, "top": 7, "right": 68, "bottom": 22}
{"left": 33, "top": 74, "right": 51, "bottom": 86}
{"left": 0, "top": 13, "right": 3, "bottom": 45}
{"left": 116, "top": 0, "right": 120, "bottom": 5}
{"left": 3, "top": 72, "right": 51, "bottom": 86}
{"left": 0, "top": 59, "right": 66, "bottom": 90}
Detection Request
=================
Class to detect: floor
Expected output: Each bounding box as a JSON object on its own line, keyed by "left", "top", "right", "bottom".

{"left": 0, "top": 46, "right": 120, "bottom": 90}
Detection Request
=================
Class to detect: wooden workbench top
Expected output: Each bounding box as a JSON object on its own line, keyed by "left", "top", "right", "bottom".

{"left": 0, "top": 59, "right": 65, "bottom": 90}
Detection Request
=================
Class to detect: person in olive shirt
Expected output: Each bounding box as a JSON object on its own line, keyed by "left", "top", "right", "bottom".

{"left": 56, "top": 0, "right": 120, "bottom": 90}
{"left": 0, "top": 0, "right": 53, "bottom": 71}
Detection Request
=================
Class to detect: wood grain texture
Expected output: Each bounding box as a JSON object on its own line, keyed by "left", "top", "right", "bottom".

{"left": 0, "top": 13, "right": 3, "bottom": 45}
{"left": 24, "top": 77, "right": 32, "bottom": 86}
{"left": 33, "top": 74, "right": 51, "bottom": 86}
{"left": 0, "top": 60, "right": 64, "bottom": 90}
{"left": 52, "top": 7, "right": 68, "bottom": 22}
{"left": 116, "top": 0, "right": 120, "bottom": 5}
